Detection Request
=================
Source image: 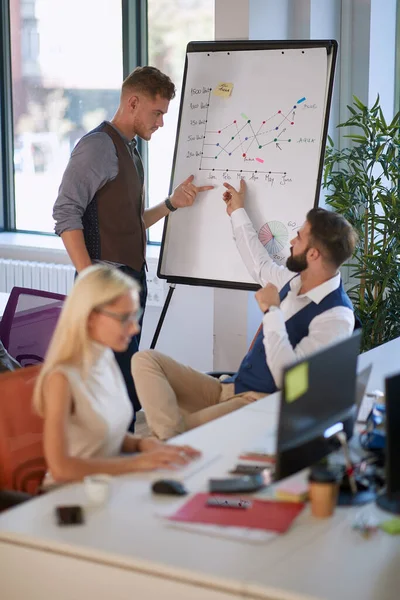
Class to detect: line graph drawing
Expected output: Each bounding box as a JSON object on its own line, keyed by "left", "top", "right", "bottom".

{"left": 199, "top": 90, "right": 306, "bottom": 174}
{"left": 258, "top": 221, "right": 289, "bottom": 256}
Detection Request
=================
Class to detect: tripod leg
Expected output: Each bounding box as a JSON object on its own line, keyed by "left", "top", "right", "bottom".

{"left": 150, "top": 284, "right": 176, "bottom": 350}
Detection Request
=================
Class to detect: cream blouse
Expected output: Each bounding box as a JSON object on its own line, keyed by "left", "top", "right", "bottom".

{"left": 43, "top": 343, "right": 133, "bottom": 487}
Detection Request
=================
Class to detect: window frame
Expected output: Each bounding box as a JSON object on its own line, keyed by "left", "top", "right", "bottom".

{"left": 0, "top": 0, "right": 149, "bottom": 239}
{"left": 0, "top": 0, "right": 16, "bottom": 231}
{"left": 122, "top": 0, "right": 154, "bottom": 244}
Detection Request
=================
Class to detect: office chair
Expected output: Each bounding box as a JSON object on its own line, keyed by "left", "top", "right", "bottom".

{"left": 0, "top": 287, "right": 66, "bottom": 366}
{"left": 0, "top": 365, "right": 45, "bottom": 511}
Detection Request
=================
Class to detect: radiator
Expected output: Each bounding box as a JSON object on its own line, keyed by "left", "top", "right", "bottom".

{"left": 0, "top": 259, "right": 75, "bottom": 295}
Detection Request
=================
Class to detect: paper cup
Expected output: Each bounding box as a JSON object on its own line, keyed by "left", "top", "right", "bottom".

{"left": 84, "top": 474, "right": 112, "bottom": 506}
{"left": 308, "top": 466, "right": 338, "bottom": 518}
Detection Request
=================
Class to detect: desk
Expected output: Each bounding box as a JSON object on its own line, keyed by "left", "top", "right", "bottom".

{"left": 0, "top": 341, "right": 400, "bottom": 600}
{"left": 358, "top": 336, "right": 400, "bottom": 392}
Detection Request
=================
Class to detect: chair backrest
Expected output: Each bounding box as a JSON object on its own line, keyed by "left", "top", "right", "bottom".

{"left": 0, "top": 365, "right": 45, "bottom": 494}
{"left": 0, "top": 287, "right": 66, "bottom": 366}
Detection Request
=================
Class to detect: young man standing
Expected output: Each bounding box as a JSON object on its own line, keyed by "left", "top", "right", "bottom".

{"left": 53, "top": 66, "right": 212, "bottom": 428}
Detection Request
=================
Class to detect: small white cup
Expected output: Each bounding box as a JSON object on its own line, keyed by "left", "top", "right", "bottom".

{"left": 84, "top": 474, "right": 112, "bottom": 506}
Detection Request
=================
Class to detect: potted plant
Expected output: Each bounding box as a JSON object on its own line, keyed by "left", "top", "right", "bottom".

{"left": 323, "top": 96, "right": 400, "bottom": 352}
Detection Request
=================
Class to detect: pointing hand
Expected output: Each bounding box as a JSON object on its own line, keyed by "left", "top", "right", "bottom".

{"left": 169, "top": 175, "right": 214, "bottom": 209}
{"left": 222, "top": 179, "right": 246, "bottom": 216}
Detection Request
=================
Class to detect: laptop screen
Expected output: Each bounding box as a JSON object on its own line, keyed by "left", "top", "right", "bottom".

{"left": 355, "top": 363, "right": 373, "bottom": 423}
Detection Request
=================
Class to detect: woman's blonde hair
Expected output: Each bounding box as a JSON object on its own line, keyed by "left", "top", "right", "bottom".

{"left": 33, "top": 264, "right": 140, "bottom": 416}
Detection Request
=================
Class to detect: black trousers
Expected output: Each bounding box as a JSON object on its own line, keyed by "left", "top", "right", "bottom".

{"left": 113, "top": 265, "right": 147, "bottom": 432}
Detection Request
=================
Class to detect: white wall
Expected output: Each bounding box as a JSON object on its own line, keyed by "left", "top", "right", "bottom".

{"left": 140, "top": 284, "right": 215, "bottom": 372}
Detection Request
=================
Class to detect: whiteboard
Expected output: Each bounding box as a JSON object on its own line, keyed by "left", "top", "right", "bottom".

{"left": 158, "top": 41, "right": 337, "bottom": 290}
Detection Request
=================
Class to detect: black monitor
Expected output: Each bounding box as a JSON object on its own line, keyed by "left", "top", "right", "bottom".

{"left": 274, "top": 330, "right": 362, "bottom": 482}
{"left": 376, "top": 372, "right": 400, "bottom": 514}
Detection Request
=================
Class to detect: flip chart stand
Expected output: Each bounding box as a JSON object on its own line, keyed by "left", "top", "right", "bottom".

{"left": 150, "top": 283, "right": 176, "bottom": 349}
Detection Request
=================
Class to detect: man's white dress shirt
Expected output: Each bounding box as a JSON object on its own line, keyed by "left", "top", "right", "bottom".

{"left": 231, "top": 208, "right": 355, "bottom": 387}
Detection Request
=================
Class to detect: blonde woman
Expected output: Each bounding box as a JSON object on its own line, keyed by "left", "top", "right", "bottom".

{"left": 34, "top": 265, "right": 200, "bottom": 487}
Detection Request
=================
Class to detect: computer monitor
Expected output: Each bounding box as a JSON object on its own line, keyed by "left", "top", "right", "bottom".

{"left": 376, "top": 372, "right": 400, "bottom": 514}
{"left": 274, "top": 330, "right": 362, "bottom": 482}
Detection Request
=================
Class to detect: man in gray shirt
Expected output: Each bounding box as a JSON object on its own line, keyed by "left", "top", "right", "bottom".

{"left": 53, "top": 66, "right": 212, "bottom": 429}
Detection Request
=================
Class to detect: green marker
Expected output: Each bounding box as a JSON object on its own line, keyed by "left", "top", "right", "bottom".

{"left": 241, "top": 112, "right": 248, "bottom": 120}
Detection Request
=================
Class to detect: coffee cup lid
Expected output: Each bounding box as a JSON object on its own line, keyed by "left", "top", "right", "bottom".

{"left": 308, "top": 465, "right": 338, "bottom": 484}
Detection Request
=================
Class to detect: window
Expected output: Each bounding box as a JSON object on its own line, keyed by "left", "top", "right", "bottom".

{"left": 147, "top": 0, "right": 214, "bottom": 243}
{"left": 9, "top": 0, "right": 123, "bottom": 233}
{"left": 2, "top": 0, "right": 214, "bottom": 242}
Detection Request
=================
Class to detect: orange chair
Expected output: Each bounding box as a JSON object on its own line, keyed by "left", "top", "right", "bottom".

{"left": 0, "top": 365, "right": 45, "bottom": 509}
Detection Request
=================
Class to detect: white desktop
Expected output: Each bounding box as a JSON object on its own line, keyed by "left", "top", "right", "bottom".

{"left": 0, "top": 340, "right": 400, "bottom": 600}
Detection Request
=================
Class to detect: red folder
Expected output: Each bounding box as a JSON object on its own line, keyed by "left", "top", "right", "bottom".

{"left": 238, "top": 452, "right": 276, "bottom": 464}
{"left": 168, "top": 493, "right": 304, "bottom": 533}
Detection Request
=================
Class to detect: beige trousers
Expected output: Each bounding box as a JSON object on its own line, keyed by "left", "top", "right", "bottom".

{"left": 131, "top": 350, "right": 266, "bottom": 440}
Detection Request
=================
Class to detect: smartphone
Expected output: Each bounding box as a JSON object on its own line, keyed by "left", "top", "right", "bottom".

{"left": 209, "top": 474, "right": 267, "bottom": 494}
{"left": 230, "top": 464, "right": 269, "bottom": 475}
{"left": 55, "top": 505, "right": 85, "bottom": 526}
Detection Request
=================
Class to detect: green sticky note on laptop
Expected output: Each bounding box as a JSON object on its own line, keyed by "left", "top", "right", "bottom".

{"left": 285, "top": 362, "right": 309, "bottom": 403}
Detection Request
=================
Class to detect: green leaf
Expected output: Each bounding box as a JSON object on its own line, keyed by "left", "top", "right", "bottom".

{"left": 343, "top": 134, "right": 368, "bottom": 143}
{"left": 353, "top": 96, "right": 367, "bottom": 111}
{"left": 323, "top": 95, "right": 400, "bottom": 351}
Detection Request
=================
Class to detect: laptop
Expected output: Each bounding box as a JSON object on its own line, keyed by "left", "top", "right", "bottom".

{"left": 355, "top": 363, "right": 373, "bottom": 423}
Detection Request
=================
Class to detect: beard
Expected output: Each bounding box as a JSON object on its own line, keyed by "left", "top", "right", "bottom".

{"left": 133, "top": 117, "right": 155, "bottom": 141}
{"left": 286, "top": 247, "right": 309, "bottom": 273}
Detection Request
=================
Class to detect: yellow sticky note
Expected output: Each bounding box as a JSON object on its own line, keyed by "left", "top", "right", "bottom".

{"left": 285, "top": 363, "right": 309, "bottom": 403}
{"left": 213, "top": 82, "right": 234, "bottom": 98}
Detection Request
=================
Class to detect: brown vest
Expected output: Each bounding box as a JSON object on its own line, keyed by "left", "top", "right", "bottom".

{"left": 82, "top": 122, "right": 146, "bottom": 271}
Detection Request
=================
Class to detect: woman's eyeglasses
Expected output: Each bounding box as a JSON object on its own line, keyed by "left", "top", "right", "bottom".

{"left": 95, "top": 307, "right": 143, "bottom": 326}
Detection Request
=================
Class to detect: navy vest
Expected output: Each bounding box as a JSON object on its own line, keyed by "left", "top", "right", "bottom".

{"left": 224, "top": 276, "right": 353, "bottom": 395}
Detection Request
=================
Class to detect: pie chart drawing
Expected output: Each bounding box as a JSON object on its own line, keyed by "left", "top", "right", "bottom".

{"left": 258, "top": 221, "right": 289, "bottom": 256}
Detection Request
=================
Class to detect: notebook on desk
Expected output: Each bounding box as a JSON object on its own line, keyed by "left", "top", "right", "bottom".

{"left": 167, "top": 492, "right": 304, "bottom": 534}
{"left": 239, "top": 433, "right": 277, "bottom": 463}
